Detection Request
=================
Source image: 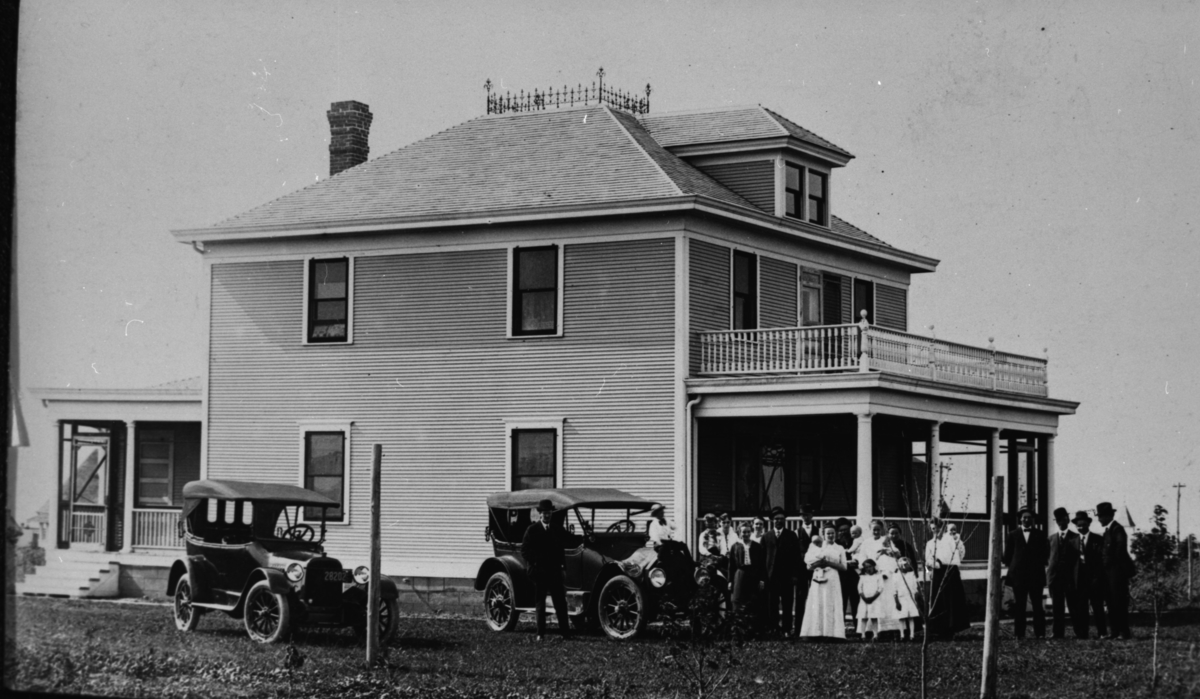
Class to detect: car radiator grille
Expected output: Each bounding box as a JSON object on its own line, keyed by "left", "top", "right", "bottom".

{"left": 303, "top": 560, "right": 345, "bottom": 605}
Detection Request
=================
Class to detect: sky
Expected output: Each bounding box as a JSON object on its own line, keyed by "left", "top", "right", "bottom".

{"left": 11, "top": 1, "right": 1200, "bottom": 535}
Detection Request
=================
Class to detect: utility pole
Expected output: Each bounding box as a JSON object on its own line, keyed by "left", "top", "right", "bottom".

{"left": 1171, "top": 483, "right": 1185, "bottom": 540}
{"left": 980, "top": 475, "right": 1004, "bottom": 699}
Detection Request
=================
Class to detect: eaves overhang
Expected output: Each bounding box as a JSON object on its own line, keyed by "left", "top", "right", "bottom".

{"left": 173, "top": 195, "right": 939, "bottom": 273}
{"left": 666, "top": 136, "right": 854, "bottom": 167}
{"left": 32, "top": 386, "right": 202, "bottom": 407}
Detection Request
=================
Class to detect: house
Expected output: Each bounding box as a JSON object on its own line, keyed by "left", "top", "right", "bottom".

{"left": 165, "top": 87, "right": 1080, "bottom": 586}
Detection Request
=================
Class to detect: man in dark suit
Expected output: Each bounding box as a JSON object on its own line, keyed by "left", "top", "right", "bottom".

{"left": 1074, "top": 510, "right": 1108, "bottom": 638}
{"left": 1096, "top": 502, "right": 1135, "bottom": 639}
{"left": 1046, "top": 507, "right": 1086, "bottom": 638}
{"left": 727, "top": 522, "right": 766, "bottom": 624}
{"left": 761, "top": 507, "right": 802, "bottom": 637}
{"left": 520, "top": 498, "right": 571, "bottom": 641}
{"left": 1003, "top": 507, "right": 1049, "bottom": 639}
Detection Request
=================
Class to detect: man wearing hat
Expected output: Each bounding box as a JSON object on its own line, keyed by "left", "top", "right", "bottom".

{"left": 521, "top": 499, "right": 571, "bottom": 641}
{"left": 1046, "top": 506, "right": 1085, "bottom": 638}
{"left": 762, "top": 506, "right": 802, "bottom": 637}
{"left": 1096, "top": 502, "right": 1135, "bottom": 639}
{"left": 1003, "top": 507, "right": 1049, "bottom": 639}
{"left": 1073, "top": 509, "right": 1108, "bottom": 638}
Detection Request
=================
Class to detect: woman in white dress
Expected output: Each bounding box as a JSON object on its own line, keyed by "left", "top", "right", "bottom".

{"left": 857, "top": 519, "right": 902, "bottom": 634}
{"left": 800, "top": 524, "right": 847, "bottom": 640}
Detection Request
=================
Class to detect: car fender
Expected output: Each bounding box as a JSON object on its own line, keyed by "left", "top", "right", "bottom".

{"left": 167, "top": 556, "right": 219, "bottom": 602}
{"left": 347, "top": 575, "right": 399, "bottom": 601}
{"left": 233, "top": 567, "right": 294, "bottom": 612}
{"left": 589, "top": 561, "right": 633, "bottom": 600}
{"left": 474, "top": 555, "right": 533, "bottom": 606}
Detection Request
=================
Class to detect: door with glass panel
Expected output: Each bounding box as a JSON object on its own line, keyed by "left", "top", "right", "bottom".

{"left": 62, "top": 430, "right": 111, "bottom": 549}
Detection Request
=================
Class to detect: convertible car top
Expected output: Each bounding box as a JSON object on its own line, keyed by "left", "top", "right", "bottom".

{"left": 181, "top": 479, "right": 339, "bottom": 516}
{"left": 486, "top": 487, "right": 657, "bottom": 511}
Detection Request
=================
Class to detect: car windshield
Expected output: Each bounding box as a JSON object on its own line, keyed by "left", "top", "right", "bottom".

{"left": 185, "top": 498, "right": 326, "bottom": 544}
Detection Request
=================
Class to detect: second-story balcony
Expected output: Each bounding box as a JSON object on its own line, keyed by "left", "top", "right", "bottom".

{"left": 697, "top": 316, "right": 1049, "bottom": 397}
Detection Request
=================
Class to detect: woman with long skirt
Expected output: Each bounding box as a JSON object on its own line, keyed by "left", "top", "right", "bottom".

{"left": 800, "top": 524, "right": 847, "bottom": 640}
{"left": 924, "top": 518, "right": 970, "bottom": 638}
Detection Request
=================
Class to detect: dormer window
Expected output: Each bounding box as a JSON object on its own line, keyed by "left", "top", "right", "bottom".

{"left": 784, "top": 162, "right": 829, "bottom": 226}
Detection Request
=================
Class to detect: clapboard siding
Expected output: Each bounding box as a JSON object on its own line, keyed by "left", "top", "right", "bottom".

{"left": 875, "top": 283, "right": 907, "bottom": 331}
{"left": 696, "top": 160, "right": 775, "bottom": 214}
{"left": 689, "top": 239, "right": 730, "bottom": 375}
{"left": 759, "top": 257, "right": 797, "bottom": 328}
{"left": 208, "top": 239, "right": 675, "bottom": 574}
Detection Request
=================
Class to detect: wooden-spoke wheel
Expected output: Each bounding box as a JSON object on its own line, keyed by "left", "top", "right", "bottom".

{"left": 598, "top": 575, "right": 646, "bottom": 640}
{"left": 244, "top": 581, "right": 291, "bottom": 643}
{"left": 173, "top": 578, "right": 200, "bottom": 632}
{"left": 484, "top": 572, "right": 519, "bottom": 632}
{"left": 355, "top": 597, "right": 400, "bottom": 643}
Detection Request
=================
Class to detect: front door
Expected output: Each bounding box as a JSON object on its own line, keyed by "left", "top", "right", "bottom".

{"left": 67, "top": 433, "right": 111, "bottom": 550}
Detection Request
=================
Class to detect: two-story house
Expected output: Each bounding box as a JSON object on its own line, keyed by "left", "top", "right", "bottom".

{"left": 162, "top": 91, "right": 1077, "bottom": 584}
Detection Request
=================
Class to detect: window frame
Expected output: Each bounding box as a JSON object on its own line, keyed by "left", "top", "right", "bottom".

{"left": 135, "top": 432, "right": 175, "bottom": 509}
{"left": 853, "top": 277, "right": 875, "bottom": 326}
{"left": 730, "top": 249, "right": 758, "bottom": 330}
{"left": 781, "top": 160, "right": 831, "bottom": 227}
{"left": 302, "top": 256, "right": 355, "bottom": 345}
{"left": 508, "top": 244, "right": 564, "bottom": 339}
{"left": 296, "top": 421, "right": 353, "bottom": 526}
{"left": 504, "top": 419, "right": 564, "bottom": 491}
{"left": 807, "top": 170, "right": 827, "bottom": 226}
{"left": 799, "top": 268, "right": 823, "bottom": 327}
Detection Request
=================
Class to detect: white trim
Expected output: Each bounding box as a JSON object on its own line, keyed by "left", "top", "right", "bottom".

{"left": 301, "top": 255, "right": 355, "bottom": 346}
{"left": 200, "top": 259, "right": 212, "bottom": 481}
{"left": 506, "top": 243, "right": 565, "bottom": 340}
{"left": 504, "top": 418, "right": 565, "bottom": 490}
{"left": 296, "top": 421, "right": 354, "bottom": 527}
{"left": 673, "top": 234, "right": 690, "bottom": 552}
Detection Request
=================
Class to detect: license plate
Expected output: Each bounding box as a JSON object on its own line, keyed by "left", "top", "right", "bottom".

{"left": 324, "top": 571, "right": 347, "bottom": 582}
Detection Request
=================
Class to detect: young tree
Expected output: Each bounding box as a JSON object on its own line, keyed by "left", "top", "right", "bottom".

{"left": 1130, "top": 504, "right": 1181, "bottom": 691}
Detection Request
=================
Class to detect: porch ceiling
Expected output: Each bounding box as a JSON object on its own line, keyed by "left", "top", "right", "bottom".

{"left": 686, "top": 371, "right": 1078, "bottom": 434}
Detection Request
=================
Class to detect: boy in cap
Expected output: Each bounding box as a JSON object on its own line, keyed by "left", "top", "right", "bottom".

{"left": 521, "top": 499, "right": 571, "bottom": 641}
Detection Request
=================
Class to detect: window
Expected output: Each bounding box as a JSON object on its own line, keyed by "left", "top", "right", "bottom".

{"left": 299, "top": 426, "right": 350, "bottom": 523}
{"left": 807, "top": 171, "right": 827, "bottom": 225}
{"left": 854, "top": 278, "right": 874, "bottom": 325}
{"left": 511, "top": 246, "right": 559, "bottom": 336}
{"left": 511, "top": 429, "right": 556, "bottom": 491}
{"left": 785, "top": 164, "right": 802, "bottom": 219}
{"left": 732, "top": 250, "right": 757, "bottom": 330}
{"left": 823, "top": 274, "right": 843, "bottom": 324}
{"left": 306, "top": 258, "right": 351, "bottom": 343}
{"left": 799, "top": 269, "right": 822, "bottom": 326}
{"left": 136, "top": 430, "right": 174, "bottom": 507}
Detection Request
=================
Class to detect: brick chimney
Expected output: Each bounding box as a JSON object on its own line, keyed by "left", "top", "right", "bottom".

{"left": 327, "top": 101, "right": 373, "bottom": 177}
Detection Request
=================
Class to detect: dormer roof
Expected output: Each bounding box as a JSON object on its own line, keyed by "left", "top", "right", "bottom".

{"left": 639, "top": 105, "right": 854, "bottom": 163}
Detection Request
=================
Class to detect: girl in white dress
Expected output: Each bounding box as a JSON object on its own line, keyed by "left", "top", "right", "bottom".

{"left": 800, "top": 524, "right": 847, "bottom": 640}
{"left": 855, "top": 559, "right": 886, "bottom": 639}
{"left": 857, "top": 520, "right": 901, "bottom": 634}
{"left": 893, "top": 557, "right": 921, "bottom": 640}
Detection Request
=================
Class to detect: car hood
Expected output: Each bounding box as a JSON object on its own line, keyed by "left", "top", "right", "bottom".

{"left": 266, "top": 549, "right": 339, "bottom": 567}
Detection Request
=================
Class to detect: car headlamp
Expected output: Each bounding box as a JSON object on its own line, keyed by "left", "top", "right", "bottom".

{"left": 694, "top": 570, "right": 710, "bottom": 587}
{"left": 285, "top": 562, "right": 304, "bottom": 583}
{"left": 649, "top": 568, "right": 667, "bottom": 588}
{"left": 353, "top": 566, "right": 370, "bottom": 584}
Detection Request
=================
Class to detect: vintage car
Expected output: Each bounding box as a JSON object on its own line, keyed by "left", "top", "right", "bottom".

{"left": 475, "top": 488, "right": 696, "bottom": 640}
{"left": 167, "top": 479, "right": 399, "bottom": 644}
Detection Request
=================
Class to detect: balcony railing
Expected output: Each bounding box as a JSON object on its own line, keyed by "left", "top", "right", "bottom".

{"left": 132, "top": 508, "right": 183, "bottom": 549}
{"left": 698, "top": 319, "right": 1048, "bottom": 397}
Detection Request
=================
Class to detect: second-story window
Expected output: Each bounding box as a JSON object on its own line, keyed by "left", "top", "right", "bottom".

{"left": 800, "top": 270, "right": 822, "bottom": 326}
{"left": 854, "top": 278, "right": 874, "bottom": 325}
{"left": 512, "top": 246, "right": 559, "bottom": 336}
{"left": 733, "top": 250, "right": 757, "bottom": 330}
{"left": 307, "top": 258, "right": 350, "bottom": 342}
{"left": 807, "top": 171, "right": 827, "bottom": 225}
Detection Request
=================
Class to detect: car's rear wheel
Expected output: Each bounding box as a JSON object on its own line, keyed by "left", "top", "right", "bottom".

{"left": 484, "top": 572, "right": 519, "bottom": 632}
{"left": 244, "top": 581, "right": 291, "bottom": 643}
{"left": 598, "top": 575, "right": 646, "bottom": 640}
{"left": 173, "top": 578, "right": 200, "bottom": 632}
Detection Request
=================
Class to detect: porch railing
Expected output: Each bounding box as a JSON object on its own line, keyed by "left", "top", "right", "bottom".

{"left": 69, "top": 511, "right": 106, "bottom": 544}
{"left": 698, "top": 321, "right": 1049, "bottom": 397}
{"left": 132, "top": 509, "right": 183, "bottom": 549}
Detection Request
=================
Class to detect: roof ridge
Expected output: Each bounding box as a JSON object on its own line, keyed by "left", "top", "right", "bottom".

{"left": 639, "top": 103, "right": 766, "bottom": 119}
{"left": 604, "top": 105, "right": 684, "bottom": 197}
{"left": 754, "top": 105, "right": 795, "bottom": 138}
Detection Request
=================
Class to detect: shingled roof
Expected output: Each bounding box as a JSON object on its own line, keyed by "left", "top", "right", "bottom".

{"left": 638, "top": 105, "right": 854, "bottom": 159}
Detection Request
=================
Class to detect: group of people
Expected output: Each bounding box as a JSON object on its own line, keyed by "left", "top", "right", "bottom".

{"left": 1003, "top": 502, "right": 1135, "bottom": 640}
{"left": 697, "top": 506, "right": 971, "bottom": 641}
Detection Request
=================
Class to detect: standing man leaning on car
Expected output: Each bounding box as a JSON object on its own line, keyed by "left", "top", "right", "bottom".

{"left": 521, "top": 499, "right": 572, "bottom": 641}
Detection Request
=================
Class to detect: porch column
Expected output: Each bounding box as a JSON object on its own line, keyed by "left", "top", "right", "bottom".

{"left": 1043, "top": 436, "right": 1055, "bottom": 523}
{"left": 928, "top": 421, "right": 942, "bottom": 515}
{"left": 122, "top": 421, "right": 137, "bottom": 553}
{"left": 1007, "top": 436, "right": 1019, "bottom": 519}
{"left": 856, "top": 412, "right": 873, "bottom": 526}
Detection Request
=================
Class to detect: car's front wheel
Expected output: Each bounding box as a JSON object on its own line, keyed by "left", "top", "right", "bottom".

{"left": 354, "top": 597, "right": 400, "bottom": 644}
{"left": 244, "top": 581, "right": 291, "bottom": 643}
{"left": 483, "top": 572, "right": 520, "bottom": 632}
{"left": 598, "top": 575, "right": 646, "bottom": 640}
{"left": 173, "top": 578, "right": 200, "bottom": 632}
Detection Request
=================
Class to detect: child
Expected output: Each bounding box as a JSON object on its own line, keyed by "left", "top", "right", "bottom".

{"left": 856, "top": 559, "right": 886, "bottom": 640}
{"left": 893, "top": 558, "right": 921, "bottom": 640}
{"left": 847, "top": 525, "right": 864, "bottom": 559}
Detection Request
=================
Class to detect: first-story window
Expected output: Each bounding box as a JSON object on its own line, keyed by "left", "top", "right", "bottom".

{"left": 511, "top": 429, "right": 557, "bottom": 491}
{"left": 303, "top": 431, "right": 346, "bottom": 521}
{"left": 136, "top": 430, "right": 174, "bottom": 507}
{"left": 512, "top": 246, "right": 559, "bottom": 336}
{"left": 307, "top": 258, "right": 350, "bottom": 343}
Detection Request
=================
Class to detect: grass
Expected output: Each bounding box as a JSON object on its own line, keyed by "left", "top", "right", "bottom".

{"left": 6, "top": 596, "right": 1200, "bottom": 698}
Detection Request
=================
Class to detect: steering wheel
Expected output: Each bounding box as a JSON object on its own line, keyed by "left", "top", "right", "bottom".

{"left": 282, "top": 524, "right": 315, "bottom": 542}
{"left": 607, "top": 519, "right": 637, "bottom": 534}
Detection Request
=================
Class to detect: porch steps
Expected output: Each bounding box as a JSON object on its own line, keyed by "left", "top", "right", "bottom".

{"left": 16, "top": 555, "right": 121, "bottom": 598}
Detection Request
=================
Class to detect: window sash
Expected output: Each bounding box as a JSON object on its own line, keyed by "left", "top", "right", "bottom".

{"left": 785, "top": 165, "right": 802, "bottom": 219}
{"left": 308, "top": 258, "right": 349, "bottom": 343}
{"left": 807, "top": 171, "right": 827, "bottom": 224}
{"left": 511, "top": 429, "right": 556, "bottom": 491}
{"left": 512, "top": 246, "right": 558, "bottom": 336}
{"left": 304, "top": 431, "right": 345, "bottom": 521}
{"left": 732, "top": 251, "right": 757, "bottom": 330}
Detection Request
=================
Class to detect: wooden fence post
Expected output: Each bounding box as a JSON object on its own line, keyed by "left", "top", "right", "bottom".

{"left": 980, "top": 475, "right": 1004, "bottom": 699}
{"left": 366, "top": 444, "right": 382, "bottom": 665}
